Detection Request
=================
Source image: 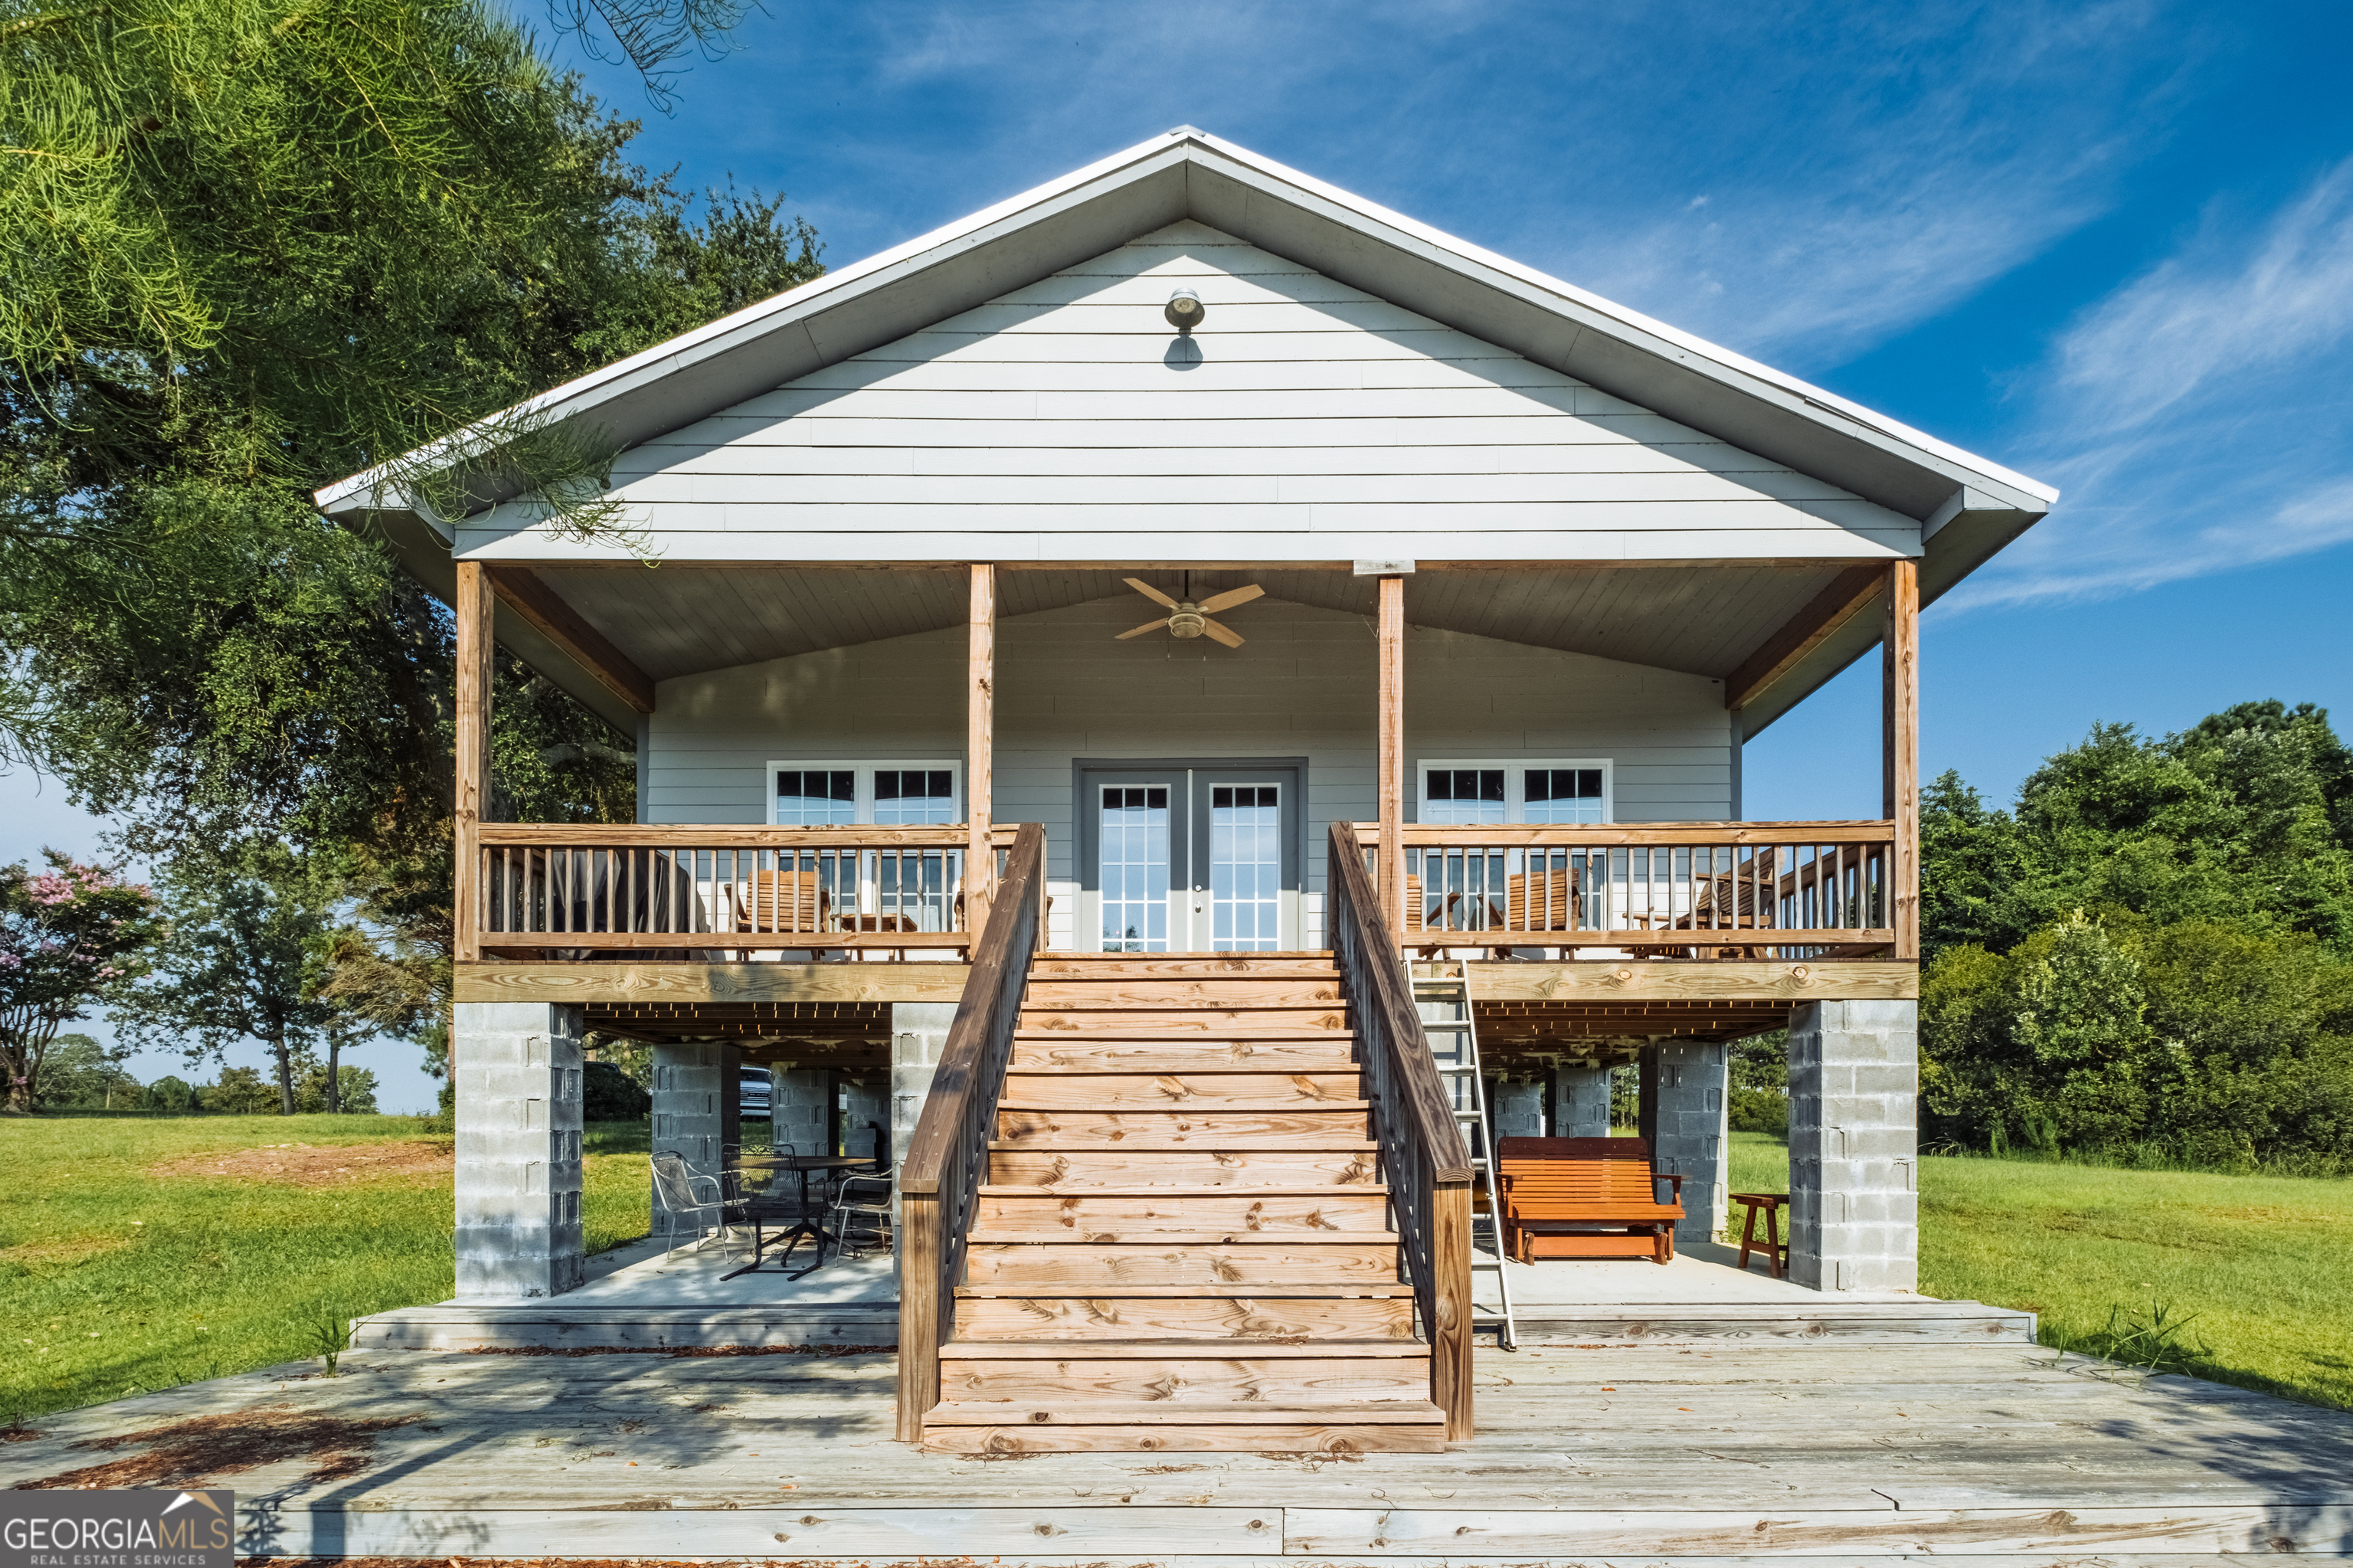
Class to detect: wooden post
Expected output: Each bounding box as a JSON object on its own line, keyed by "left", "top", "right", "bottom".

{"left": 454, "top": 561, "right": 495, "bottom": 964}
{"left": 1431, "top": 1177, "right": 1474, "bottom": 1439}
{"left": 1883, "top": 558, "right": 1919, "bottom": 961}
{"left": 895, "top": 1191, "right": 942, "bottom": 1440}
{"left": 967, "top": 563, "right": 996, "bottom": 934}
{"left": 1377, "top": 574, "right": 1406, "bottom": 937}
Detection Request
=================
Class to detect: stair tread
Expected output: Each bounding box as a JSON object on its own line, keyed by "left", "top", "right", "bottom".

{"left": 967, "top": 1230, "right": 1396, "bottom": 1245}
{"left": 998, "top": 1101, "right": 1373, "bottom": 1112}
{"left": 1010, "top": 1033, "right": 1359, "bottom": 1043}
{"left": 925, "top": 1399, "right": 1445, "bottom": 1426}
{"left": 978, "top": 1183, "right": 1390, "bottom": 1197}
{"left": 1011, "top": 1054, "right": 1364, "bottom": 1069}
{"left": 987, "top": 1140, "right": 1379, "bottom": 1151}
{"left": 955, "top": 1283, "right": 1417, "bottom": 1298}
{"left": 940, "top": 1338, "right": 1428, "bottom": 1359}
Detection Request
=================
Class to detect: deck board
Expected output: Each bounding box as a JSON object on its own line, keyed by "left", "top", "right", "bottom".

{"left": 4, "top": 1342, "right": 2347, "bottom": 1560}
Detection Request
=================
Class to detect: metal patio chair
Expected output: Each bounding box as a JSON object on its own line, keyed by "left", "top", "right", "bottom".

{"left": 650, "top": 1151, "right": 752, "bottom": 1260}
{"left": 828, "top": 1163, "right": 898, "bottom": 1255}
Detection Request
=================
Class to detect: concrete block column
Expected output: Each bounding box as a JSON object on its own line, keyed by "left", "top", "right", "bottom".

{"left": 1788, "top": 1000, "right": 1919, "bottom": 1292}
{"left": 652, "top": 1043, "right": 724, "bottom": 1174}
{"left": 1490, "top": 1078, "right": 1544, "bottom": 1141}
{"left": 771, "top": 1067, "right": 830, "bottom": 1155}
{"left": 840, "top": 1072, "right": 890, "bottom": 1167}
{"left": 1638, "top": 1040, "right": 1728, "bottom": 1246}
{"left": 891, "top": 1003, "right": 958, "bottom": 1169}
{"left": 453, "top": 1002, "right": 585, "bottom": 1300}
{"left": 1550, "top": 1065, "right": 1612, "bottom": 1138}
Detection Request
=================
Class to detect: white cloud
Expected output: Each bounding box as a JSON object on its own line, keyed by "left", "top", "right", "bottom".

{"left": 1951, "top": 156, "right": 2353, "bottom": 611}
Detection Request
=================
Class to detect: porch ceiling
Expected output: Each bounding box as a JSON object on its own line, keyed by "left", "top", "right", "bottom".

{"left": 536, "top": 562, "right": 1848, "bottom": 685}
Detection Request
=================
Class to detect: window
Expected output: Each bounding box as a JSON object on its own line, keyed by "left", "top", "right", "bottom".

{"left": 1423, "top": 769, "right": 1507, "bottom": 825}
{"left": 765, "top": 763, "right": 961, "bottom": 826}
{"left": 1415, "top": 759, "right": 1612, "bottom": 823}
{"left": 874, "top": 769, "right": 957, "bottom": 825}
{"left": 1523, "top": 768, "right": 1606, "bottom": 824}
{"left": 1100, "top": 785, "right": 1170, "bottom": 951}
{"left": 1209, "top": 784, "right": 1282, "bottom": 951}
{"left": 775, "top": 769, "right": 856, "bottom": 826}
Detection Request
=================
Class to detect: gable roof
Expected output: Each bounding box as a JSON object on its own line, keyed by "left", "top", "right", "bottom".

{"left": 316, "top": 128, "right": 2054, "bottom": 738}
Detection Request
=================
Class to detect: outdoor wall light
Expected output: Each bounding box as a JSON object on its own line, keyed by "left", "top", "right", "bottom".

{"left": 1164, "top": 287, "right": 1206, "bottom": 332}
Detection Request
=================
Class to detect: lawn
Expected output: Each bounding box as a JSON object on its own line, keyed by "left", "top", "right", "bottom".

{"left": 0, "top": 1113, "right": 653, "bottom": 1421}
{"left": 1724, "top": 1129, "right": 2353, "bottom": 1410}
{"left": 8, "top": 1115, "right": 2347, "bottom": 1421}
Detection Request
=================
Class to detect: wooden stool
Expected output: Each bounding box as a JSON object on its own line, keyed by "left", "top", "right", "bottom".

{"left": 1730, "top": 1192, "right": 1788, "bottom": 1279}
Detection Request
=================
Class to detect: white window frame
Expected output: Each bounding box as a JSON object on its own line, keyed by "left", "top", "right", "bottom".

{"left": 764, "top": 761, "right": 964, "bottom": 826}
{"left": 1412, "top": 758, "right": 1614, "bottom": 823}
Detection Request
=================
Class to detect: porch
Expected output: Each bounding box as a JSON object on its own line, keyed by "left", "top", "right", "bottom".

{"left": 14, "top": 1331, "right": 2345, "bottom": 1560}
{"left": 355, "top": 1232, "right": 2027, "bottom": 1354}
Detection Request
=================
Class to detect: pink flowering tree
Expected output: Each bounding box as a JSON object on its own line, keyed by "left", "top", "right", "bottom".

{"left": 0, "top": 851, "right": 167, "bottom": 1112}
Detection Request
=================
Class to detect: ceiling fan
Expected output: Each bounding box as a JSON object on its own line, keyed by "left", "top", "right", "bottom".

{"left": 1115, "top": 577, "right": 1264, "bottom": 647}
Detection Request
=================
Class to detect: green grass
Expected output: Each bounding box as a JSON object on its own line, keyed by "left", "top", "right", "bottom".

{"left": 1722, "top": 1128, "right": 2353, "bottom": 1410}
{"left": 9, "top": 1115, "right": 2346, "bottom": 1420}
{"left": 0, "top": 1113, "right": 653, "bottom": 1421}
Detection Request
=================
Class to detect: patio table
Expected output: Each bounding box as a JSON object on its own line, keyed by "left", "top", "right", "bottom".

{"left": 722, "top": 1154, "right": 872, "bottom": 1279}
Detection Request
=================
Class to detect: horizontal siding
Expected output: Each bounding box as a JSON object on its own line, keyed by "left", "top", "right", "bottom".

{"left": 470, "top": 221, "right": 1918, "bottom": 566}
{"left": 644, "top": 596, "right": 1731, "bottom": 948}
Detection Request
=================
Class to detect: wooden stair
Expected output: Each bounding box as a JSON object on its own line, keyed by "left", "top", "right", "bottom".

{"left": 921, "top": 953, "right": 1448, "bottom": 1454}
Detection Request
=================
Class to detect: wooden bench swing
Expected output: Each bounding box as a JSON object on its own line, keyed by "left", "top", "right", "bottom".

{"left": 1497, "top": 1136, "right": 1685, "bottom": 1265}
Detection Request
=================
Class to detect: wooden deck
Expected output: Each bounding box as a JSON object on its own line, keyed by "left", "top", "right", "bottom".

{"left": 7, "top": 1339, "right": 2348, "bottom": 1560}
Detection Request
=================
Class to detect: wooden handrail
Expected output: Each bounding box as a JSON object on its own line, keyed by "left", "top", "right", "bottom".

{"left": 1356, "top": 819, "right": 1895, "bottom": 847}
{"left": 473, "top": 823, "right": 1015, "bottom": 955}
{"left": 480, "top": 823, "right": 1019, "bottom": 848}
{"left": 1350, "top": 820, "right": 1896, "bottom": 958}
{"left": 1324, "top": 820, "right": 1474, "bottom": 1440}
{"left": 895, "top": 820, "right": 1045, "bottom": 1442}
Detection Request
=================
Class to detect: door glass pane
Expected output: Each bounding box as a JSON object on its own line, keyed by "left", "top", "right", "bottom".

{"left": 1523, "top": 768, "right": 1605, "bottom": 823}
{"left": 1423, "top": 768, "right": 1506, "bottom": 824}
{"left": 1100, "top": 786, "right": 1170, "bottom": 952}
{"left": 1209, "top": 784, "right": 1282, "bottom": 952}
{"left": 776, "top": 770, "right": 856, "bottom": 825}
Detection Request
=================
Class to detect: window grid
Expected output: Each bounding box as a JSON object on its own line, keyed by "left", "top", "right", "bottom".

{"left": 1100, "top": 786, "right": 1170, "bottom": 952}
{"left": 1209, "top": 784, "right": 1281, "bottom": 952}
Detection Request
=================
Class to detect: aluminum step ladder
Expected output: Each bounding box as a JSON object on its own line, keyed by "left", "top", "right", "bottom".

{"left": 1410, "top": 961, "right": 1517, "bottom": 1350}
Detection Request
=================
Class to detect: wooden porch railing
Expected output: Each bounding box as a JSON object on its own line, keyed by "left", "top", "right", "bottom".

{"left": 474, "top": 824, "right": 1016, "bottom": 957}
{"left": 1353, "top": 820, "right": 1898, "bottom": 958}
{"left": 895, "top": 821, "right": 1046, "bottom": 1442}
{"left": 1326, "top": 820, "right": 1475, "bottom": 1439}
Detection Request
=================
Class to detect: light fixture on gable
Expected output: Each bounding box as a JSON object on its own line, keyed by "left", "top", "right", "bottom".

{"left": 1163, "top": 288, "right": 1205, "bottom": 332}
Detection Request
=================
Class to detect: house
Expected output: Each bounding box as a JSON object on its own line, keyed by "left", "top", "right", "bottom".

{"left": 317, "top": 128, "right": 2055, "bottom": 1452}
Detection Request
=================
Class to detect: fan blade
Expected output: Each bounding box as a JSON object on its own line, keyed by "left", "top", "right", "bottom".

{"left": 1115, "top": 617, "right": 1171, "bottom": 640}
{"left": 1200, "top": 617, "right": 1245, "bottom": 648}
{"left": 1123, "top": 577, "right": 1181, "bottom": 611}
{"left": 1195, "top": 584, "right": 1264, "bottom": 614}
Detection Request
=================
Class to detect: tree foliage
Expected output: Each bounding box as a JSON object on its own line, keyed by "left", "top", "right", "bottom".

{"left": 1921, "top": 701, "right": 2353, "bottom": 1170}
{"left": 1, "top": 0, "right": 822, "bottom": 1085}
{"left": 114, "top": 843, "right": 345, "bottom": 1115}
{"left": 0, "top": 852, "right": 165, "bottom": 1110}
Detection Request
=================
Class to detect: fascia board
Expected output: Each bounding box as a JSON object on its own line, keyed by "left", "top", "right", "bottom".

{"left": 1178, "top": 136, "right": 2054, "bottom": 519}
{"left": 1735, "top": 493, "right": 2039, "bottom": 740}
{"left": 315, "top": 136, "right": 1199, "bottom": 516}
{"left": 318, "top": 125, "right": 2055, "bottom": 535}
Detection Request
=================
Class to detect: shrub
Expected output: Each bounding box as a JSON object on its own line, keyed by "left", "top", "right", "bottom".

{"left": 584, "top": 1059, "right": 649, "bottom": 1120}
{"left": 144, "top": 1075, "right": 195, "bottom": 1112}
{"left": 201, "top": 1065, "right": 280, "bottom": 1114}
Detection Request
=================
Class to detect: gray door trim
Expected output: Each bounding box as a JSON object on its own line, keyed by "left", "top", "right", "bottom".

{"left": 1072, "top": 756, "right": 1309, "bottom": 953}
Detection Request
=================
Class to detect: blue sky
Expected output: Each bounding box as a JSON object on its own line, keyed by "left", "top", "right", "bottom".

{"left": 7, "top": 0, "right": 2350, "bottom": 1106}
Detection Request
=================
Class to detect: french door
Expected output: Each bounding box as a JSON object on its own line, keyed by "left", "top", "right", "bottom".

{"left": 1077, "top": 761, "right": 1302, "bottom": 952}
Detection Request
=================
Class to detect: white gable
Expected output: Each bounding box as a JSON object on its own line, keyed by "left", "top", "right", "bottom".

{"left": 460, "top": 223, "right": 1914, "bottom": 564}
